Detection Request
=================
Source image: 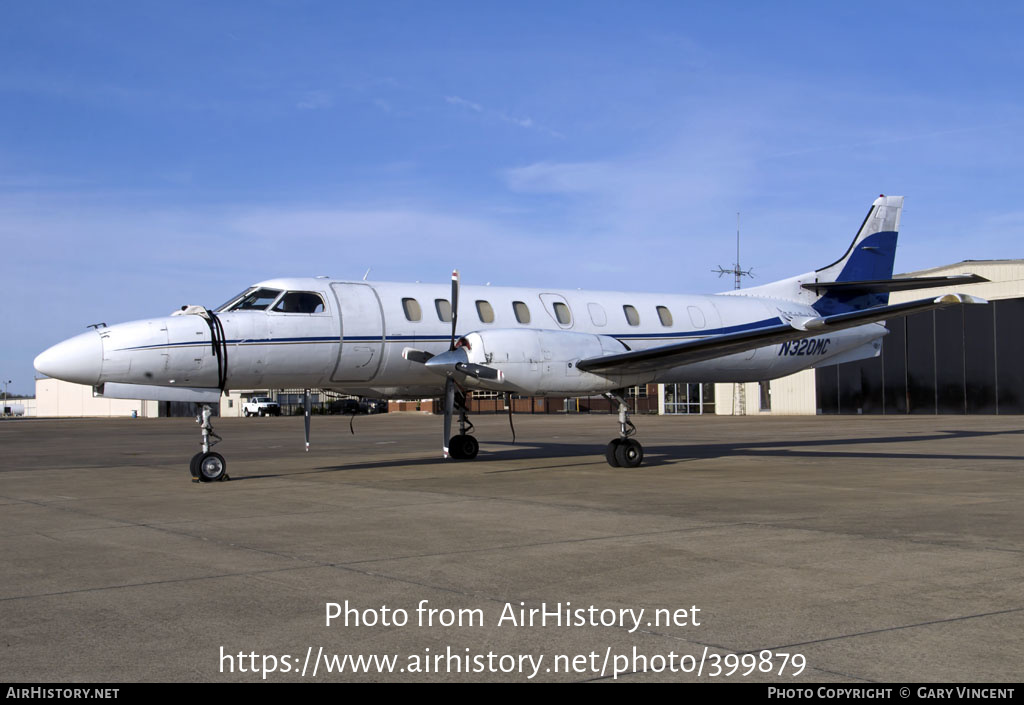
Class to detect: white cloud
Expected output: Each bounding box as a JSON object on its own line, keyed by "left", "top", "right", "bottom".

{"left": 445, "top": 95, "right": 483, "bottom": 112}
{"left": 443, "top": 94, "right": 560, "bottom": 137}
{"left": 297, "top": 90, "right": 333, "bottom": 111}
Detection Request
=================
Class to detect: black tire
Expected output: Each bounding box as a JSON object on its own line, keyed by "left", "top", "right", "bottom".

{"left": 258, "top": 408, "right": 264, "bottom": 417}
{"left": 605, "top": 439, "right": 622, "bottom": 467}
{"left": 614, "top": 438, "right": 644, "bottom": 468}
{"left": 197, "top": 452, "right": 228, "bottom": 482}
{"left": 460, "top": 435, "right": 479, "bottom": 460}
{"left": 243, "top": 409, "right": 251, "bottom": 418}
{"left": 189, "top": 452, "right": 204, "bottom": 479}
{"left": 447, "top": 434, "right": 465, "bottom": 460}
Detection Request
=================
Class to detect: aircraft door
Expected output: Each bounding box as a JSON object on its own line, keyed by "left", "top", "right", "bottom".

{"left": 330, "top": 283, "right": 385, "bottom": 382}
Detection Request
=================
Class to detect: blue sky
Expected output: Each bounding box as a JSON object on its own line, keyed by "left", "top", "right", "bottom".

{"left": 3, "top": 1, "right": 1023, "bottom": 394}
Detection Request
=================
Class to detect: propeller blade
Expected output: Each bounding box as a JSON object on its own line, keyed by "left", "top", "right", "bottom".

{"left": 443, "top": 377, "right": 454, "bottom": 458}
{"left": 456, "top": 362, "right": 503, "bottom": 381}
{"left": 450, "top": 269, "right": 459, "bottom": 351}
{"left": 304, "top": 388, "right": 311, "bottom": 452}
{"left": 424, "top": 348, "right": 504, "bottom": 382}
{"left": 402, "top": 347, "right": 435, "bottom": 364}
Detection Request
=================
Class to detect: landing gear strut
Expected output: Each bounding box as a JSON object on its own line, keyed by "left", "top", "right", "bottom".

{"left": 603, "top": 391, "right": 643, "bottom": 468}
{"left": 446, "top": 390, "right": 479, "bottom": 460}
{"left": 189, "top": 403, "right": 229, "bottom": 482}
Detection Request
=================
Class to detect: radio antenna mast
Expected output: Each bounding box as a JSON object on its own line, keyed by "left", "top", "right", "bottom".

{"left": 713, "top": 212, "right": 754, "bottom": 289}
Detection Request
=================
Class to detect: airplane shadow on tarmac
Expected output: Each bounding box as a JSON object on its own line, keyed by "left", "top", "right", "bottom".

{"left": 229, "top": 428, "right": 1024, "bottom": 481}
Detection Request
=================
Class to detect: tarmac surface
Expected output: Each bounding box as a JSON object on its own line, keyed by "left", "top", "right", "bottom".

{"left": 2, "top": 412, "right": 1022, "bottom": 683}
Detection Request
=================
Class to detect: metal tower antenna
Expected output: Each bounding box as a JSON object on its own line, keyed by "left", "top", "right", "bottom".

{"left": 712, "top": 212, "right": 757, "bottom": 417}
{"left": 713, "top": 212, "right": 754, "bottom": 289}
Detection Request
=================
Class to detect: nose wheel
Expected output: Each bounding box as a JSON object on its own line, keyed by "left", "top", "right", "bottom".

{"left": 190, "top": 451, "right": 228, "bottom": 481}
{"left": 189, "top": 404, "right": 230, "bottom": 482}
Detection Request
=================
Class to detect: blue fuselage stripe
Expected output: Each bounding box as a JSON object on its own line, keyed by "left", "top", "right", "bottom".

{"left": 115, "top": 317, "right": 782, "bottom": 352}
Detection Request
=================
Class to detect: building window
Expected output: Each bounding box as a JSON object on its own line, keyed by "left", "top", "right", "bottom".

{"left": 513, "top": 301, "right": 531, "bottom": 324}
{"left": 623, "top": 305, "right": 640, "bottom": 326}
{"left": 657, "top": 306, "right": 673, "bottom": 327}
{"left": 476, "top": 300, "right": 495, "bottom": 323}
{"left": 402, "top": 298, "right": 422, "bottom": 322}
{"left": 435, "top": 298, "right": 452, "bottom": 322}
{"left": 759, "top": 381, "right": 771, "bottom": 411}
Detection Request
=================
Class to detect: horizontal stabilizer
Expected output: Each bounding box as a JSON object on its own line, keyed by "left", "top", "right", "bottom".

{"left": 95, "top": 383, "right": 222, "bottom": 403}
{"left": 801, "top": 274, "right": 988, "bottom": 294}
{"left": 576, "top": 293, "right": 987, "bottom": 376}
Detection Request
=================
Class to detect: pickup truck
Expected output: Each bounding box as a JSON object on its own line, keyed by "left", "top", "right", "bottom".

{"left": 243, "top": 396, "right": 281, "bottom": 417}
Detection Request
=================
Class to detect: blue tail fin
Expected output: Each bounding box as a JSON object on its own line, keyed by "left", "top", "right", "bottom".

{"left": 811, "top": 195, "right": 902, "bottom": 315}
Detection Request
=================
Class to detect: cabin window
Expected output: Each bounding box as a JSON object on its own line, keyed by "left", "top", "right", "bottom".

{"left": 623, "top": 305, "right": 640, "bottom": 326}
{"left": 513, "top": 301, "right": 531, "bottom": 324}
{"left": 657, "top": 306, "right": 673, "bottom": 327}
{"left": 435, "top": 298, "right": 452, "bottom": 322}
{"left": 588, "top": 303, "right": 607, "bottom": 326}
{"left": 226, "top": 288, "right": 282, "bottom": 311}
{"left": 272, "top": 291, "right": 326, "bottom": 314}
{"left": 476, "top": 300, "right": 495, "bottom": 323}
{"left": 402, "top": 298, "right": 422, "bottom": 322}
{"left": 553, "top": 302, "right": 571, "bottom": 325}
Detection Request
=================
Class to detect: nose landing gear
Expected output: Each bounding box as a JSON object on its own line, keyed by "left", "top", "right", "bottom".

{"left": 189, "top": 403, "right": 229, "bottom": 482}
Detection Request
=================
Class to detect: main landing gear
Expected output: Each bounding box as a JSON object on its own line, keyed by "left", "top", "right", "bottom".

{"left": 446, "top": 390, "right": 479, "bottom": 460}
{"left": 603, "top": 391, "right": 643, "bottom": 468}
{"left": 189, "top": 403, "right": 229, "bottom": 482}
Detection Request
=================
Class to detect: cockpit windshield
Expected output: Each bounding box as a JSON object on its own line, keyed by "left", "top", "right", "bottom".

{"left": 217, "top": 288, "right": 283, "bottom": 312}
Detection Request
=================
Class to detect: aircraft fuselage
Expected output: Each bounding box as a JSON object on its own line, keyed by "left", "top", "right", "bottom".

{"left": 38, "top": 277, "right": 886, "bottom": 398}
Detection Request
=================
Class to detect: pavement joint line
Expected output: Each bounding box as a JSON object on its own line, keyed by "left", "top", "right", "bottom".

{"left": 743, "top": 519, "right": 1024, "bottom": 556}
{"left": 4, "top": 497, "right": 491, "bottom": 535}
{"left": 757, "top": 606, "right": 1024, "bottom": 652}
{"left": 0, "top": 565, "right": 324, "bottom": 603}
{"left": 332, "top": 524, "right": 752, "bottom": 566}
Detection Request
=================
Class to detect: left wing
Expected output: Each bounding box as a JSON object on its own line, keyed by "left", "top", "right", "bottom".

{"left": 576, "top": 293, "right": 986, "bottom": 376}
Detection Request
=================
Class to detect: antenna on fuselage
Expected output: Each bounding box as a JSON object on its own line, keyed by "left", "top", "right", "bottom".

{"left": 713, "top": 212, "right": 754, "bottom": 290}
{"left": 362, "top": 268, "right": 371, "bottom": 281}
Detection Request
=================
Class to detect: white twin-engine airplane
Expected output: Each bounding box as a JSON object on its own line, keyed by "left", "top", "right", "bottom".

{"left": 35, "top": 195, "right": 987, "bottom": 481}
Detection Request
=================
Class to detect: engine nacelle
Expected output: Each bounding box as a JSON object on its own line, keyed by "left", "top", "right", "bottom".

{"left": 457, "top": 328, "right": 646, "bottom": 395}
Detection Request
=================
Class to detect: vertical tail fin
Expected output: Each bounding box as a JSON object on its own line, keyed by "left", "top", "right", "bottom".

{"left": 720, "top": 195, "right": 904, "bottom": 313}
{"left": 815, "top": 195, "right": 902, "bottom": 283}
{"left": 810, "top": 195, "right": 902, "bottom": 315}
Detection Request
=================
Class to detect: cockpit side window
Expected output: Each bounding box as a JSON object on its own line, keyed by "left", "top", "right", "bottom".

{"left": 272, "top": 291, "right": 326, "bottom": 314}
{"left": 227, "top": 288, "right": 283, "bottom": 311}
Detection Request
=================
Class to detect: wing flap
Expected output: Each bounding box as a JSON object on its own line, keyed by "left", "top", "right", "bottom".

{"left": 575, "top": 294, "right": 987, "bottom": 375}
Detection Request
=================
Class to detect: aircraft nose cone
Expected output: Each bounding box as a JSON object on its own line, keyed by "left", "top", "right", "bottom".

{"left": 34, "top": 331, "right": 103, "bottom": 385}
